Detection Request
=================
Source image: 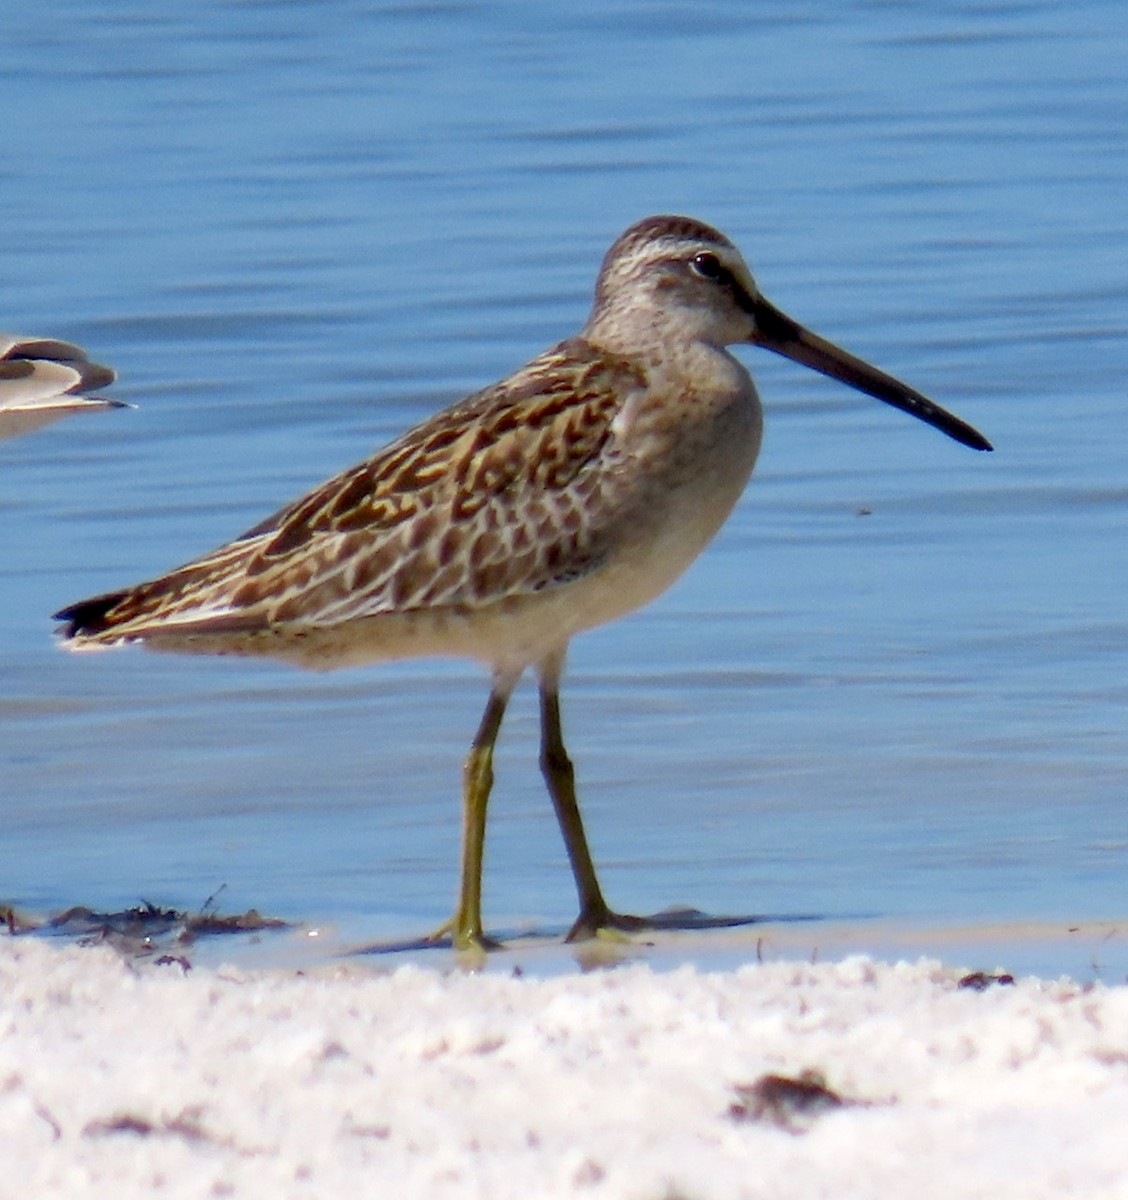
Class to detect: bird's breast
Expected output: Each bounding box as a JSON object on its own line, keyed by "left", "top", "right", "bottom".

{"left": 552, "top": 361, "right": 763, "bottom": 638}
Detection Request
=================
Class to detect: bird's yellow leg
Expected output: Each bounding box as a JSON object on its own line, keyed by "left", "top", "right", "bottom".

{"left": 428, "top": 682, "right": 511, "bottom": 952}
{"left": 538, "top": 655, "right": 647, "bottom": 943}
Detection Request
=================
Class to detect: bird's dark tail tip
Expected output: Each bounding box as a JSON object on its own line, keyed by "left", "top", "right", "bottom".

{"left": 53, "top": 591, "right": 129, "bottom": 640}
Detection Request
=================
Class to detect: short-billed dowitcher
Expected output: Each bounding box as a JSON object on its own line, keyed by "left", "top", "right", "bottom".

{"left": 1, "top": 335, "right": 125, "bottom": 441}
{"left": 55, "top": 215, "right": 991, "bottom": 950}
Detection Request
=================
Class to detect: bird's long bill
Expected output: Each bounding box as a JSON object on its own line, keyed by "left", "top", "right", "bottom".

{"left": 748, "top": 294, "right": 992, "bottom": 452}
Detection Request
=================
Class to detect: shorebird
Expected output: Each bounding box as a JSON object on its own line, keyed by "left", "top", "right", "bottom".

{"left": 54, "top": 215, "right": 991, "bottom": 950}
{"left": 1, "top": 335, "right": 125, "bottom": 441}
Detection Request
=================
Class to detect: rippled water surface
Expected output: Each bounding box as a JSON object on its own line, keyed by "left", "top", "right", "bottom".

{"left": 3, "top": 2, "right": 1126, "bottom": 955}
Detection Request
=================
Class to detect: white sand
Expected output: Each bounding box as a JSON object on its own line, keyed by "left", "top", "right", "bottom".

{"left": 2, "top": 935, "right": 1127, "bottom": 1199}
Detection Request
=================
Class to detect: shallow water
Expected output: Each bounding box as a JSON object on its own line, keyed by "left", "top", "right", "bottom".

{"left": 3, "top": 1, "right": 1126, "bottom": 961}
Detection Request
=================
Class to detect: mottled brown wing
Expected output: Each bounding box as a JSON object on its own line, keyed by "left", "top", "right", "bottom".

{"left": 229, "top": 336, "right": 648, "bottom": 623}
{"left": 57, "top": 337, "right": 648, "bottom": 639}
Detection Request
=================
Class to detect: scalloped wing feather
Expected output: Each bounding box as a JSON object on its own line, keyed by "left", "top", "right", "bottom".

{"left": 57, "top": 337, "right": 648, "bottom": 641}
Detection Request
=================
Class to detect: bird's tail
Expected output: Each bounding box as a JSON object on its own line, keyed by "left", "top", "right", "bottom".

{"left": 53, "top": 590, "right": 135, "bottom": 642}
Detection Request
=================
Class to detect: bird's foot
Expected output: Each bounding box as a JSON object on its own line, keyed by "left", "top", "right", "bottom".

{"left": 424, "top": 915, "right": 505, "bottom": 954}
{"left": 564, "top": 905, "right": 651, "bottom": 944}
{"left": 565, "top": 904, "right": 767, "bottom": 943}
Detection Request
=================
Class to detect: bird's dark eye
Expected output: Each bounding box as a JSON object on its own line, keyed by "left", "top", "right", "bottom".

{"left": 689, "top": 251, "right": 724, "bottom": 280}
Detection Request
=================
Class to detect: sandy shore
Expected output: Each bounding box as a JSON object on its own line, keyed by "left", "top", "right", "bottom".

{"left": 2, "top": 926, "right": 1127, "bottom": 1199}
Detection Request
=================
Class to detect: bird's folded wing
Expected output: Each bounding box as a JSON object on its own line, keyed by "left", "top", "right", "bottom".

{"left": 56, "top": 338, "right": 649, "bottom": 639}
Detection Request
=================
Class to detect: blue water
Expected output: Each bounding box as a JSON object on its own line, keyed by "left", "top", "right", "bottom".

{"left": 2, "top": 1, "right": 1126, "bottom": 954}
